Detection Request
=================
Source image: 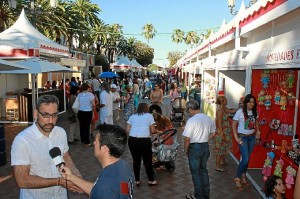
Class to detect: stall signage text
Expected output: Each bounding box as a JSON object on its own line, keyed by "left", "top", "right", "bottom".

{"left": 266, "top": 49, "right": 300, "bottom": 63}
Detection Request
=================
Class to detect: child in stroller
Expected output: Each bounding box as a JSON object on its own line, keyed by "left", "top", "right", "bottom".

{"left": 152, "top": 113, "right": 179, "bottom": 172}
{"left": 170, "top": 97, "right": 186, "bottom": 126}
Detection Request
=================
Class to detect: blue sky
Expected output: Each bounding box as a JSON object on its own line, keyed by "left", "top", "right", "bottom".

{"left": 92, "top": 0, "right": 240, "bottom": 67}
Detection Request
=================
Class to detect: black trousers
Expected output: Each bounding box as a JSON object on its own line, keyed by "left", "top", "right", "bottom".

{"left": 78, "top": 110, "right": 92, "bottom": 144}
{"left": 128, "top": 137, "right": 155, "bottom": 181}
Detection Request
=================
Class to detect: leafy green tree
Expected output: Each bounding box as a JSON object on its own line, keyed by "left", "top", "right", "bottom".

{"left": 148, "top": 63, "right": 158, "bottom": 72}
{"left": 185, "top": 31, "right": 199, "bottom": 49}
{"left": 171, "top": 29, "right": 184, "bottom": 51}
{"left": 142, "top": 23, "right": 157, "bottom": 44}
{"left": 167, "top": 51, "right": 184, "bottom": 67}
{"left": 0, "top": 1, "right": 16, "bottom": 32}
{"left": 133, "top": 41, "right": 154, "bottom": 67}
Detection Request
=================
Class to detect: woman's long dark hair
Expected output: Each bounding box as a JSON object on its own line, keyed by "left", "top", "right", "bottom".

{"left": 264, "top": 175, "right": 286, "bottom": 198}
{"left": 242, "top": 94, "right": 257, "bottom": 120}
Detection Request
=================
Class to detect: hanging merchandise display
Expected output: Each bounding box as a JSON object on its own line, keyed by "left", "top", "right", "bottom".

{"left": 273, "top": 159, "right": 284, "bottom": 178}
{"left": 285, "top": 166, "right": 297, "bottom": 189}
{"left": 262, "top": 152, "right": 275, "bottom": 181}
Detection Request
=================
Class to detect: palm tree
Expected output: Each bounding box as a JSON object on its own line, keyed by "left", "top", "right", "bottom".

{"left": 91, "top": 20, "right": 109, "bottom": 54}
{"left": 104, "top": 24, "right": 123, "bottom": 63}
{"left": 171, "top": 29, "right": 184, "bottom": 51}
{"left": 142, "top": 23, "right": 157, "bottom": 44}
{"left": 185, "top": 31, "right": 199, "bottom": 49}
{"left": 0, "top": 1, "right": 16, "bottom": 32}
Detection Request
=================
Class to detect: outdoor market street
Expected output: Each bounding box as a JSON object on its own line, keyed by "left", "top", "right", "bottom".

{"left": 0, "top": 95, "right": 263, "bottom": 199}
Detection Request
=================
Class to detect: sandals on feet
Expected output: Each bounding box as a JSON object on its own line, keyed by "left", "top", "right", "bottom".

{"left": 148, "top": 180, "right": 158, "bottom": 186}
{"left": 215, "top": 168, "right": 227, "bottom": 172}
{"left": 234, "top": 178, "right": 244, "bottom": 191}
{"left": 241, "top": 176, "right": 250, "bottom": 186}
{"left": 135, "top": 181, "right": 141, "bottom": 187}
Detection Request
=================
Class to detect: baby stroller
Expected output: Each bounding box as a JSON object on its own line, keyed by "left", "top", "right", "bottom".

{"left": 152, "top": 128, "right": 179, "bottom": 173}
{"left": 149, "top": 102, "right": 162, "bottom": 115}
{"left": 170, "top": 97, "right": 186, "bottom": 126}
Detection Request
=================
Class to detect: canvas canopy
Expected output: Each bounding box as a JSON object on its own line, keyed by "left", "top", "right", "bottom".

{"left": 0, "top": 9, "right": 69, "bottom": 58}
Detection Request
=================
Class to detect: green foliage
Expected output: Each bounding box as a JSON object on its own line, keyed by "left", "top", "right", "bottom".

{"left": 142, "top": 23, "right": 157, "bottom": 44}
{"left": 167, "top": 51, "right": 184, "bottom": 67}
{"left": 133, "top": 41, "right": 154, "bottom": 67}
{"left": 95, "top": 54, "right": 109, "bottom": 71}
{"left": 148, "top": 63, "right": 158, "bottom": 72}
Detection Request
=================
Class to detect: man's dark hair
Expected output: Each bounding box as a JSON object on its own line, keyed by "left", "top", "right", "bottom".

{"left": 96, "top": 124, "right": 127, "bottom": 158}
{"left": 36, "top": 95, "right": 59, "bottom": 110}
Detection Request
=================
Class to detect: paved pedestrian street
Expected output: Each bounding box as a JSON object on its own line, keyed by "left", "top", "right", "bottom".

{"left": 0, "top": 96, "right": 263, "bottom": 199}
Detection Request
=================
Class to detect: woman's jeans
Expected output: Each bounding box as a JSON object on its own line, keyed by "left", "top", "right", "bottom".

{"left": 188, "top": 143, "right": 210, "bottom": 199}
{"left": 237, "top": 135, "right": 256, "bottom": 178}
{"left": 128, "top": 137, "right": 155, "bottom": 181}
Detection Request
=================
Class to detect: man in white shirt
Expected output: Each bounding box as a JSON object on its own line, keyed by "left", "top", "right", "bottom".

{"left": 11, "top": 95, "right": 82, "bottom": 199}
{"left": 183, "top": 100, "right": 216, "bottom": 199}
{"left": 99, "top": 82, "right": 113, "bottom": 124}
{"left": 111, "top": 84, "right": 121, "bottom": 124}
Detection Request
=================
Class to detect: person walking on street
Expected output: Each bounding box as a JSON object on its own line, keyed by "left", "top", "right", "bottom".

{"left": 59, "top": 124, "right": 134, "bottom": 199}
{"left": 183, "top": 100, "right": 216, "bottom": 199}
{"left": 232, "top": 94, "right": 260, "bottom": 191}
{"left": 11, "top": 95, "right": 82, "bottom": 199}
{"left": 126, "top": 103, "right": 158, "bottom": 187}
{"left": 99, "top": 82, "right": 113, "bottom": 124}
{"left": 111, "top": 84, "right": 121, "bottom": 125}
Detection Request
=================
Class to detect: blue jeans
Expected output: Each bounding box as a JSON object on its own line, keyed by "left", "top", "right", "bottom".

{"left": 188, "top": 143, "right": 210, "bottom": 199}
{"left": 236, "top": 135, "right": 256, "bottom": 178}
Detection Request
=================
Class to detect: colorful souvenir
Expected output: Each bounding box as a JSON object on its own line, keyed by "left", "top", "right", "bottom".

{"left": 261, "top": 73, "right": 270, "bottom": 88}
{"left": 286, "top": 71, "right": 294, "bottom": 88}
{"left": 264, "top": 95, "right": 272, "bottom": 110}
{"left": 285, "top": 166, "right": 297, "bottom": 189}
{"left": 258, "top": 90, "right": 265, "bottom": 106}
{"left": 279, "top": 95, "right": 287, "bottom": 110}
{"left": 274, "top": 159, "right": 284, "bottom": 178}
{"left": 262, "top": 152, "right": 275, "bottom": 181}
{"left": 274, "top": 90, "right": 281, "bottom": 105}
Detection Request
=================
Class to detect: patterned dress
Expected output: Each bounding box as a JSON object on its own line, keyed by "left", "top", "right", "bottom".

{"left": 124, "top": 93, "right": 134, "bottom": 122}
{"left": 214, "top": 110, "right": 232, "bottom": 155}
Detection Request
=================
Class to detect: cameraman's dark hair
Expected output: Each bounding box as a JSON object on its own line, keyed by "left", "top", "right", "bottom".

{"left": 96, "top": 124, "right": 127, "bottom": 158}
{"left": 36, "top": 95, "right": 59, "bottom": 110}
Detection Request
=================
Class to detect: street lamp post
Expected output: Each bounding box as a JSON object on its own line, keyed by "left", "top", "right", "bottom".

{"left": 228, "top": 0, "right": 257, "bottom": 15}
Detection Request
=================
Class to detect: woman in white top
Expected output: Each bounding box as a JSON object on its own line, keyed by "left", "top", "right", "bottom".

{"left": 77, "top": 83, "right": 95, "bottom": 147}
{"left": 126, "top": 103, "right": 158, "bottom": 186}
{"left": 232, "top": 94, "right": 260, "bottom": 190}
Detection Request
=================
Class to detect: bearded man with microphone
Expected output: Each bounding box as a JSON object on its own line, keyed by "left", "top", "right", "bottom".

{"left": 11, "top": 95, "right": 82, "bottom": 199}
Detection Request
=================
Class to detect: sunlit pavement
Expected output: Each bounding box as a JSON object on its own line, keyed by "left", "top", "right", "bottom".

{"left": 0, "top": 95, "right": 262, "bottom": 199}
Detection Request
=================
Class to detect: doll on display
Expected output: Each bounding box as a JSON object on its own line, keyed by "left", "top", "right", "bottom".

{"left": 279, "top": 95, "right": 287, "bottom": 110}
{"left": 261, "top": 72, "right": 270, "bottom": 88}
{"left": 287, "top": 91, "right": 296, "bottom": 106}
{"left": 274, "top": 90, "right": 281, "bottom": 105}
{"left": 285, "top": 166, "right": 297, "bottom": 189}
{"left": 274, "top": 159, "right": 284, "bottom": 178}
{"left": 264, "top": 95, "right": 272, "bottom": 110}
{"left": 286, "top": 70, "right": 294, "bottom": 88}
{"left": 258, "top": 90, "right": 266, "bottom": 105}
{"left": 262, "top": 152, "right": 275, "bottom": 181}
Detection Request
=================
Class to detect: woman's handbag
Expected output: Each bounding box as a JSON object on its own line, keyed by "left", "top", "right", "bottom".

{"left": 72, "top": 98, "right": 79, "bottom": 113}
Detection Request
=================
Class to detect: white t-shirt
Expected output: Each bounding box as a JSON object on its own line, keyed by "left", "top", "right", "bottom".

{"left": 127, "top": 113, "right": 155, "bottom": 137}
{"left": 100, "top": 90, "right": 113, "bottom": 117}
{"left": 77, "top": 91, "right": 94, "bottom": 111}
{"left": 91, "top": 78, "right": 100, "bottom": 91}
{"left": 111, "top": 91, "right": 120, "bottom": 110}
{"left": 11, "top": 123, "right": 69, "bottom": 199}
{"left": 182, "top": 113, "right": 216, "bottom": 143}
{"left": 233, "top": 108, "right": 257, "bottom": 135}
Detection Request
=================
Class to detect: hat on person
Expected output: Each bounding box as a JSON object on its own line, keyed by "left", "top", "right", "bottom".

{"left": 111, "top": 84, "right": 118, "bottom": 89}
{"left": 186, "top": 100, "right": 200, "bottom": 112}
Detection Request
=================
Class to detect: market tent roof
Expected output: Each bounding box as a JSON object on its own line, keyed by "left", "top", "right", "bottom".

{"left": 0, "top": 58, "right": 77, "bottom": 74}
{"left": 0, "top": 9, "right": 69, "bottom": 58}
{"left": 110, "top": 56, "right": 132, "bottom": 71}
{"left": 131, "top": 59, "right": 143, "bottom": 68}
{"left": 0, "top": 59, "right": 29, "bottom": 71}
